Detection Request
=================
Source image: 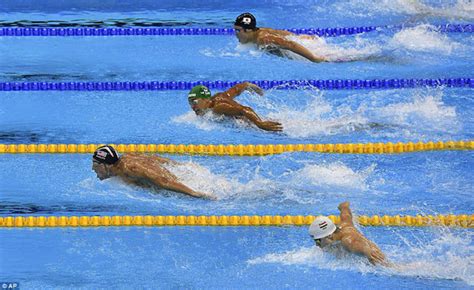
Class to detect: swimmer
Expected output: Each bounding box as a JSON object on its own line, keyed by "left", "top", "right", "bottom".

{"left": 188, "top": 83, "right": 283, "bottom": 132}
{"left": 92, "top": 145, "right": 216, "bottom": 199}
{"left": 309, "top": 201, "right": 388, "bottom": 266}
{"left": 234, "top": 12, "right": 327, "bottom": 62}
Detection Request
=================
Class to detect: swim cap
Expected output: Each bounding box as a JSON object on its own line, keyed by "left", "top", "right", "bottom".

{"left": 235, "top": 13, "right": 257, "bottom": 30}
{"left": 188, "top": 85, "right": 211, "bottom": 101}
{"left": 93, "top": 145, "right": 119, "bottom": 165}
{"left": 309, "top": 216, "right": 337, "bottom": 240}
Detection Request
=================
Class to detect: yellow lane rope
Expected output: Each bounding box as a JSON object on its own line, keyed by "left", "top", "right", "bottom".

{"left": 0, "top": 140, "right": 473, "bottom": 155}
{"left": 0, "top": 214, "right": 472, "bottom": 228}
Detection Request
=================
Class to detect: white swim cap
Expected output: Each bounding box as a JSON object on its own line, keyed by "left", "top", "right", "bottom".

{"left": 309, "top": 216, "right": 336, "bottom": 239}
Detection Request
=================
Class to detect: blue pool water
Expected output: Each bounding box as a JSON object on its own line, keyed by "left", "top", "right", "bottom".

{"left": 1, "top": 0, "right": 473, "bottom": 288}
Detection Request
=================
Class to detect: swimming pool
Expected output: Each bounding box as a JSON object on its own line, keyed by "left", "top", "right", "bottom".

{"left": 1, "top": 0, "right": 473, "bottom": 288}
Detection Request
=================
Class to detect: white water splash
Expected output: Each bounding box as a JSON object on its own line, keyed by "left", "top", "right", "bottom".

{"left": 390, "top": 25, "right": 462, "bottom": 54}
{"left": 172, "top": 111, "right": 224, "bottom": 131}
{"left": 341, "top": 0, "right": 474, "bottom": 19}
{"left": 388, "top": 229, "right": 474, "bottom": 285}
{"left": 290, "top": 24, "right": 461, "bottom": 61}
{"left": 248, "top": 246, "right": 374, "bottom": 273}
{"left": 164, "top": 159, "right": 377, "bottom": 201}
{"left": 394, "top": 0, "right": 474, "bottom": 19}
{"left": 248, "top": 229, "right": 474, "bottom": 285}
{"left": 163, "top": 161, "right": 276, "bottom": 200}
{"left": 286, "top": 35, "right": 383, "bottom": 62}
{"left": 200, "top": 43, "right": 264, "bottom": 58}
{"left": 292, "top": 162, "right": 377, "bottom": 191}
{"left": 269, "top": 88, "right": 457, "bottom": 138}
{"left": 377, "top": 92, "right": 457, "bottom": 129}
{"left": 267, "top": 93, "right": 371, "bottom": 138}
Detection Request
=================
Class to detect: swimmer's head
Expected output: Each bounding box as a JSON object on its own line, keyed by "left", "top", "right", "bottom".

{"left": 234, "top": 13, "right": 258, "bottom": 43}
{"left": 235, "top": 13, "right": 257, "bottom": 30}
{"left": 188, "top": 85, "right": 212, "bottom": 115}
{"left": 92, "top": 145, "right": 120, "bottom": 180}
{"left": 309, "top": 216, "right": 337, "bottom": 248}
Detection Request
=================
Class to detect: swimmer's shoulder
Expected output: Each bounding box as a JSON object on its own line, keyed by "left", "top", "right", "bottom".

{"left": 212, "top": 92, "right": 231, "bottom": 102}
{"left": 340, "top": 224, "right": 359, "bottom": 235}
{"left": 255, "top": 28, "right": 278, "bottom": 43}
{"left": 120, "top": 153, "right": 148, "bottom": 165}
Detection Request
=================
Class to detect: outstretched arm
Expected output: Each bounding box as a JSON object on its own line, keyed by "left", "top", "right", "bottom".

{"left": 221, "top": 82, "right": 264, "bottom": 100}
{"left": 338, "top": 201, "right": 388, "bottom": 266}
{"left": 338, "top": 201, "right": 354, "bottom": 226}
{"left": 155, "top": 177, "right": 215, "bottom": 200}
{"left": 261, "top": 34, "right": 326, "bottom": 62}
{"left": 212, "top": 103, "right": 282, "bottom": 132}
{"left": 341, "top": 236, "right": 387, "bottom": 266}
{"left": 130, "top": 164, "right": 216, "bottom": 200}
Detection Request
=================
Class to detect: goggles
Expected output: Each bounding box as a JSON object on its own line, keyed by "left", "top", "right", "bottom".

{"left": 188, "top": 98, "right": 199, "bottom": 105}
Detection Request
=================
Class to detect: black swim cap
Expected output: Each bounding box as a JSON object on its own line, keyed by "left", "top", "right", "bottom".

{"left": 93, "top": 145, "right": 119, "bottom": 165}
{"left": 235, "top": 13, "right": 257, "bottom": 30}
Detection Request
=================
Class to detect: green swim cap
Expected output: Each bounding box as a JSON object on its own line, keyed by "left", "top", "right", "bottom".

{"left": 188, "top": 85, "right": 211, "bottom": 101}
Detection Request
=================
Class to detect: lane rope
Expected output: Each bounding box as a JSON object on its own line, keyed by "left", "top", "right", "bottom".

{"left": 0, "top": 214, "right": 471, "bottom": 228}
{"left": 1, "top": 141, "right": 472, "bottom": 156}
{"left": 0, "top": 23, "right": 472, "bottom": 37}
{"left": 1, "top": 78, "right": 473, "bottom": 92}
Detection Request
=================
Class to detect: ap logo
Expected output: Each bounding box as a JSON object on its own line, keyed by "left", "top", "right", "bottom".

{"left": 242, "top": 17, "right": 252, "bottom": 25}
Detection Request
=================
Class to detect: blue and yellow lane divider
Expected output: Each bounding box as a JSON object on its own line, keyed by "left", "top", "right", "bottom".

{"left": 0, "top": 214, "right": 472, "bottom": 228}
{"left": 0, "top": 141, "right": 472, "bottom": 156}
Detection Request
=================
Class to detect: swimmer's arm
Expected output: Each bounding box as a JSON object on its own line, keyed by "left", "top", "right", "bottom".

{"left": 338, "top": 201, "right": 354, "bottom": 226}
{"left": 262, "top": 34, "right": 326, "bottom": 62}
{"left": 341, "top": 237, "right": 387, "bottom": 266}
{"left": 221, "top": 82, "right": 264, "bottom": 99}
{"left": 142, "top": 168, "right": 216, "bottom": 200}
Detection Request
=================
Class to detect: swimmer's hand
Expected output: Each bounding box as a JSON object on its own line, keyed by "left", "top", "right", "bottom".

{"left": 368, "top": 247, "right": 387, "bottom": 266}
{"left": 257, "top": 121, "right": 283, "bottom": 132}
{"left": 193, "top": 191, "right": 219, "bottom": 200}
{"left": 338, "top": 201, "right": 350, "bottom": 211}
{"left": 245, "top": 82, "right": 264, "bottom": 96}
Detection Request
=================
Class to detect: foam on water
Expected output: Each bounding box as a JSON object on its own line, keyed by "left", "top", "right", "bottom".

{"left": 266, "top": 90, "right": 371, "bottom": 138}
{"left": 390, "top": 24, "right": 462, "bottom": 54}
{"left": 268, "top": 88, "right": 457, "bottom": 138}
{"left": 248, "top": 228, "right": 474, "bottom": 285}
{"left": 397, "top": 0, "right": 474, "bottom": 19}
{"left": 377, "top": 90, "right": 458, "bottom": 131}
{"left": 164, "top": 159, "right": 377, "bottom": 201}
{"left": 247, "top": 246, "right": 374, "bottom": 273}
{"left": 172, "top": 111, "right": 225, "bottom": 131}
{"left": 339, "top": 0, "right": 474, "bottom": 20}
{"left": 164, "top": 161, "right": 245, "bottom": 199}
{"left": 286, "top": 35, "right": 383, "bottom": 62}
{"left": 200, "top": 43, "right": 264, "bottom": 59}
{"left": 290, "top": 25, "right": 462, "bottom": 62}
{"left": 387, "top": 228, "right": 474, "bottom": 285}
{"left": 291, "top": 162, "right": 377, "bottom": 191}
